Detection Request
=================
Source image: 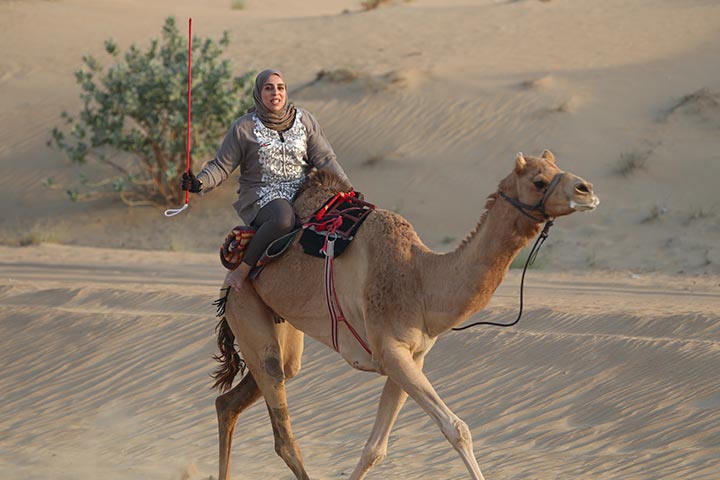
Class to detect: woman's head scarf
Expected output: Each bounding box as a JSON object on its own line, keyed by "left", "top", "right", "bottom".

{"left": 250, "top": 69, "right": 297, "bottom": 131}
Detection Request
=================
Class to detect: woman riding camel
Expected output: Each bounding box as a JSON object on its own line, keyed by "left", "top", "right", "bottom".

{"left": 181, "top": 68, "right": 352, "bottom": 285}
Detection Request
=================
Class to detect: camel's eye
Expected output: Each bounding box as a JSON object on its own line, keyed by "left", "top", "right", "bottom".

{"left": 533, "top": 180, "right": 547, "bottom": 190}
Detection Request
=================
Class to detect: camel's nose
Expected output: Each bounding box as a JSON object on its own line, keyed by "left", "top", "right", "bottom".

{"left": 575, "top": 181, "right": 593, "bottom": 194}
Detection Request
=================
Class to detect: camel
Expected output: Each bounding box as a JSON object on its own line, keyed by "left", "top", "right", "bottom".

{"left": 211, "top": 150, "right": 599, "bottom": 480}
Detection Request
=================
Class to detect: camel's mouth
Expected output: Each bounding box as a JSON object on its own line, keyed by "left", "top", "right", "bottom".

{"left": 570, "top": 196, "right": 600, "bottom": 212}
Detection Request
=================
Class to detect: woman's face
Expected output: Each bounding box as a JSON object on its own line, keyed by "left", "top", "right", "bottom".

{"left": 261, "top": 74, "right": 287, "bottom": 112}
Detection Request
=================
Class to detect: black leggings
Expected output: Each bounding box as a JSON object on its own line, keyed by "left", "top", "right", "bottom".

{"left": 242, "top": 198, "right": 297, "bottom": 267}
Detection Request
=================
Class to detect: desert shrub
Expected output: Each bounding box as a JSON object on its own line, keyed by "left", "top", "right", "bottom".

{"left": 361, "top": 0, "right": 387, "bottom": 10}
{"left": 48, "top": 16, "right": 254, "bottom": 206}
{"left": 615, "top": 150, "right": 651, "bottom": 176}
{"left": 315, "top": 68, "right": 360, "bottom": 83}
{"left": 663, "top": 88, "right": 719, "bottom": 119}
{"left": 361, "top": 0, "right": 411, "bottom": 10}
{"left": 640, "top": 205, "right": 667, "bottom": 224}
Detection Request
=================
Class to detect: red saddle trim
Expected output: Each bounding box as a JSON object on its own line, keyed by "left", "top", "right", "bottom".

{"left": 304, "top": 191, "right": 376, "bottom": 240}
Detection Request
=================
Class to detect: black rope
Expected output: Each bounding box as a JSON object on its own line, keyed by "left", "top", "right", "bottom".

{"left": 452, "top": 220, "right": 554, "bottom": 331}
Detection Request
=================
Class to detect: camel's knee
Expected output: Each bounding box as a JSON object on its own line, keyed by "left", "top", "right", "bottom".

{"left": 263, "top": 354, "right": 285, "bottom": 383}
{"left": 442, "top": 417, "right": 474, "bottom": 451}
{"left": 274, "top": 435, "right": 299, "bottom": 462}
{"left": 263, "top": 348, "right": 301, "bottom": 381}
{"left": 284, "top": 356, "right": 302, "bottom": 379}
{"left": 274, "top": 435, "right": 289, "bottom": 458}
{"left": 360, "top": 445, "right": 387, "bottom": 469}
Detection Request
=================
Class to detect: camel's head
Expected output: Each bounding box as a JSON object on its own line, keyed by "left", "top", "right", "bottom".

{"left": 503, "top": 150, "right": 599, "bottom": 220}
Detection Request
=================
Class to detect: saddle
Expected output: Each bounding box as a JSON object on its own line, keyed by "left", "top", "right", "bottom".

{"left": 300, "top": 191, "right": 375, "bottom": 258}
{"left": 219, "top": 191, "right": 375, "bottom": 272}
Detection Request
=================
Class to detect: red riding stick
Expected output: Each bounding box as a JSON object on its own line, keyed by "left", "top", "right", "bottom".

{"left": 165, "top": 17, "right": 193, "bottom": 217}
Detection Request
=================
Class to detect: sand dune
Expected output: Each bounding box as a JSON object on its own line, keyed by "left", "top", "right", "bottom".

{"left": 1, "top": 244, "right": 718, "bottom": 479}
{"left": 2, "top": 0, "right": 719, "bottom": 273}
{"left": 2, "top": 0, "right": 720, "bottom": 478}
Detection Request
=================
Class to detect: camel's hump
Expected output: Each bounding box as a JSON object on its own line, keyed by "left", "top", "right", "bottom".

{"left": 294, "top": 169, "right": 354, "bottom": 219}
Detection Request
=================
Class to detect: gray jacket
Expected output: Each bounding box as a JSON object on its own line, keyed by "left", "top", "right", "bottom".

{"left": 197, "top": 108, "right": 349, "bottom": 224}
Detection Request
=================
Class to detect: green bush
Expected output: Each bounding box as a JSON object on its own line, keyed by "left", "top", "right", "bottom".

{"left": 49, "top": 16, "right": 254, "bottom": 206}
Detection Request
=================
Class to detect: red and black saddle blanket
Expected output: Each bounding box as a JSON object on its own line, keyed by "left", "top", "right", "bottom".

{"left": 300, "top": 191, "right": 375, "bottom": 258}
{"left": 220, "top": 191, "right": 375, "bottom": 270}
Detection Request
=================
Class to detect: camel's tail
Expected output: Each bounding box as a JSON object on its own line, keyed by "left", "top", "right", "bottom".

{"left": 211, "top": 286, "right": 246, "bottom": 392}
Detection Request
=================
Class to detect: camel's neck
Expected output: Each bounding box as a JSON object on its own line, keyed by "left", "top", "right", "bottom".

{"left": 421, "top": 195, "right": 542, "bottom": 336}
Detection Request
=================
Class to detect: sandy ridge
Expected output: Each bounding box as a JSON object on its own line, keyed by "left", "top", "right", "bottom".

{"left": 1, "top": 243, "right": 718, "bottom": 479}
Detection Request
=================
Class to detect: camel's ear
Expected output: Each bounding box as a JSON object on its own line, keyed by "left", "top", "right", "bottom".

{"left": 541, "top": 149, "right": 556, "bottom": 165}
{"left": 514, "top": 152, "right": 527, "bottom": 174}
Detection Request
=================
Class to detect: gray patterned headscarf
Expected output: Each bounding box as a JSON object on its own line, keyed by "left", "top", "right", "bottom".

{"left": 250, "top": 69, "right": 297, "bottom": 132}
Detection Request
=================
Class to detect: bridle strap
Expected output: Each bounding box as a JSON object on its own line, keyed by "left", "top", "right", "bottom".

{"left": 499, "top": 172, "right": 565, "bottom": 222}
{"left": 451, "top": 172, "right": 565, "bottom": 331}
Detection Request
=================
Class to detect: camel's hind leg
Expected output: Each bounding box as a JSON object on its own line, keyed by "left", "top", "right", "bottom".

{"left": 252, "top": 350, "right": 308, "bottom": 480}
{"left": 216, "top": 372, "right": 262, "bottom": 480}
{"left": 221, "top": 281, "right": 308, "bottom": 480}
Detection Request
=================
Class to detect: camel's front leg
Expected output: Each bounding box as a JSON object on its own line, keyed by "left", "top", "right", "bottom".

{"left": 349, "top": 377, "right": 409, "bottom": 480}
{"left": 381, "top": 342, "right": 486, "bottom": 480}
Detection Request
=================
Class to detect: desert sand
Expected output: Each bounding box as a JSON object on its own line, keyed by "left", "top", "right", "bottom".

{"left": 1, "top": 0, "right": 719, "bottom": 479}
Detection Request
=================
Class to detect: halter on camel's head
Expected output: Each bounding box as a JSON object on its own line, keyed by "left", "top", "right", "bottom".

{"left": 499, "top": 150, "right": 599, "bottom": 223}
{"left": 453, "top": 150, "right": 599, "bottom": 331}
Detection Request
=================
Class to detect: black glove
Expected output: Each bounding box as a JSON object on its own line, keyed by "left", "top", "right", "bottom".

{"left": 181, "top": 171, "right": 202, "bottom": 193}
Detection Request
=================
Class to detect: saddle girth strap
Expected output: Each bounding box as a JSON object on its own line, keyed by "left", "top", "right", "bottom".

{"left": 323, "top": 234, "right": 373, "bottom": 356}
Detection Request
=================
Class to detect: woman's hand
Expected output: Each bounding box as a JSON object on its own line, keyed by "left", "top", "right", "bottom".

{"left": 181, "top": 171, "right": 203, "bottom": 193}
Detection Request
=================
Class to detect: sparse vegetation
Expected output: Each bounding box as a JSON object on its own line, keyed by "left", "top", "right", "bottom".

{"left": 360, "top": 0, "right": 413, "bottom": 10}
{"left": 685, "top": 206, "right": 714, "bottom": 225}
{"left": 641, "top": 205, "right": 668, "bottom": 224}
{"left": 615, "top": 150, "right": 651, "bottom": 176}
{"left": 315, "top": 68, "right": 360, "bottom": 83}
{"left": 548, "top": 97, "right": 576, "bottom": 114}
{"left": 0, "top": 223, "right": 63, "bottom": 247}
{"left": 230, "top": 0, "right": 246, "bottom": 10}
{"left": 48, "top": 17, "right": 254, "bottom": 207}
{"left": 361, "top": 0, "right": 392, "bottom": 10}
{"left": 519, "top": 75, "right": 552, "bottom": 90}
{"left": 362, "top": 153, "right": 384, "bottom": 167}
{"left": 662, "top": 88, "right": 720, "bottom": 120}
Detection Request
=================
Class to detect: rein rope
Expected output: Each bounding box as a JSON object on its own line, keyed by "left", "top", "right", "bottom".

{"left": 451, "top": 220, "right": 554, "bottom": 330}
{"left": 452, "top": 171, "right": 564, "bottom": 331}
